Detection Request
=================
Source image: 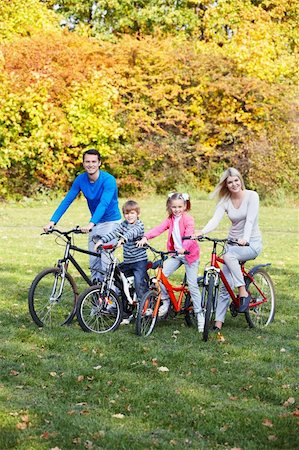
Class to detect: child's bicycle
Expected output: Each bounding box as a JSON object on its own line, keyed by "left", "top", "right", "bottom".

{"left": 135, "top": 245, "right": 199, "bottom": 337}
{"left": 184, "top": 236, "right": 275, "bottom": 341}
{"left": 76, "top": 243, "right": 140, "bottom": 334}
{"left": 28, "top": 227, "right": 98, "bottom": 327}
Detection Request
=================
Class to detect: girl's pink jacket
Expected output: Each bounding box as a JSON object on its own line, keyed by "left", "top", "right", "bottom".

{"left": 144, "top": 213, "right": 200, "bottom": 264}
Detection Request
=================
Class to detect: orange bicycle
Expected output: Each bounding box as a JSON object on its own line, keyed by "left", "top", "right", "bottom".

{"left": 135, "top": 245, "right": 200, "bottom": 337}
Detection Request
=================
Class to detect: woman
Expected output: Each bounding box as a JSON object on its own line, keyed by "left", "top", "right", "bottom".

{"left": 198, "top": 167, "right": 262, "bottom": 331}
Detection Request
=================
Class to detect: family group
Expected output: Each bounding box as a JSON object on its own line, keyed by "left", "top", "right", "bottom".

{"left": 43, "top": 149, "right": 262, "bottom": 333}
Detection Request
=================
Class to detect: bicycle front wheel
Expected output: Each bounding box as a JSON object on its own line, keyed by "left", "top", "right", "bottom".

{"left": 245, "top": 268, "right": 275, "bottom": 328}
{"left": 28, "top": 267, "right": 78, "bottom": 327}
{"left": 135, "top": 290, "right": 160, "bottom": 337}
{"left": 76, "top": 287, "right": 123, "bottom": 333}
{"left": 202, "top": 274, "right": 216, "bottom": 342}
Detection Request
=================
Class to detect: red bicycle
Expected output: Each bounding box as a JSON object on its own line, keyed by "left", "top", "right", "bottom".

{"left": 135, "top": 245, "right": 196, "bottom": 337}
{"left": 184, "top": 236, "right": 275, "bottom": 341}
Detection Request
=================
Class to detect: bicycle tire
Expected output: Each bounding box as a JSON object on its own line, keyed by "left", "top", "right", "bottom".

{"left": 28, "top": 267, "right": 78, "bottom": 327}
{"left": 202, "top": 274, "right": 216, "bottom": 342}
{"left": 135, "top": 290, "right": 160, "bottom": 337}
{"left": 76, "top": 286, "right": 123, "bottom": 333}
{"left": 244, "top": 268, "right": 275, "bottom": 328}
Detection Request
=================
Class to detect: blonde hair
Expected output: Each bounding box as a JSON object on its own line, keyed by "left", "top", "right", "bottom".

{"left": 166, "top": 192, "right": 191, "bottom": 216}
{"left": 211, "top": 167, "right": 245, "bottom": 201}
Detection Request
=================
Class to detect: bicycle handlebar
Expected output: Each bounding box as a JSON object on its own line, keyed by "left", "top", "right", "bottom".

{"left": 144, "top": 244, "right": 190, "bottom": 256}
{"left": 182, "top": 236, "right": 249, "bottom": 246}
{"left": 42, "top": 226, "right": 83, "bottom": 236}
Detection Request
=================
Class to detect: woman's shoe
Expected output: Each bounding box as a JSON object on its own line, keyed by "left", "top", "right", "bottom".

{"left": 238, "top": 295, "right": 250, "bottom": 312}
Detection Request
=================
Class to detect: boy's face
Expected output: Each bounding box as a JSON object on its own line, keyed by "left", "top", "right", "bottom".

{"left": 124, "top": 210, "right": 138, "bottom": 224}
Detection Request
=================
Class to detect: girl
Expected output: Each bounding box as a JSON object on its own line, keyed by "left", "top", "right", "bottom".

{"left": 137, "top": 193, "right": 204, "bottom": 332}
{"left": 198, "top": 167, "right": 262, "bottom": 331}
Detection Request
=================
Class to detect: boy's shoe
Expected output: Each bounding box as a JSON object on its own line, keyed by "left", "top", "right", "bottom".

{"left": 238, "top": 295, "right": 251, "bottom": 312}
{"left": 158, "top": 299, "right": 170, "bottom": 317}
{"left": 196, "top": 311, "right": 205, "bottom": 332}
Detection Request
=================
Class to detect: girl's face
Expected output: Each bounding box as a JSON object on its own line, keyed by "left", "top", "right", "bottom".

{"left": 170, "top": 199, "right": 185, "bottom": 217}
{"left": 226, "top": 176, "right": 242, "bottom": 194}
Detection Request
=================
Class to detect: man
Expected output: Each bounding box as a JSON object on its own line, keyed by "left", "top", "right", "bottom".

{"left": 43, "top": 149, "right": 121, "bottom": 280}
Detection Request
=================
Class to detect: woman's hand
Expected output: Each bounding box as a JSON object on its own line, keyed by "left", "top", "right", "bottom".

{"left": 136, "top": 236, "right": 147, "bottom": 247}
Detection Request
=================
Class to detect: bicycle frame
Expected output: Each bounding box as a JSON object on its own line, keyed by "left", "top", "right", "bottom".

{"left": 149, "top": 265, "right": 189, "bottom": 318}
{"left": 205, "top": 240, "right": 268, "bottom": 309}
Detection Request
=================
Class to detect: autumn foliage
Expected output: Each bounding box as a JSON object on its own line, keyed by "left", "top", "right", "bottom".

{"left": 0, "top": 0, "right": 298, "bottom": 199}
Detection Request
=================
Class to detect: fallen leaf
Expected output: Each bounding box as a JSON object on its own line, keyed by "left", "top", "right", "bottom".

{"left": 280, "top": 348, "right": 286, "bottom": 353}
{"left": 16, "top": 422, "right": 27, "bottom": 430}
{"left": 158, "top": 366, "right": 169, "bottom": 372}
{"left": 93, "top": 365, "right": 102, "bottom": 370}
{"left": 112, "top": 413, "right": 125, "bottom": 419}
{"left": 40, "top": 432, "right": 49, "bottom": 439}
{"left": 84, "top": 440, "right": 93, "bottom": 448}
{"left": 151, "top": 358, "right": 158, "bottom": 366}
{"left": 262, "top": 418, "right": 273, "bottom": 427}
{"left": 77, "top": 375, "right": 84, "bottom": 382}
{"left": 10, "top": 370, "right": 19, "bottom": 376}
{"left": 21, "top": 415, "right": 29, "bottom": 423}
{"left": 229, "top": 396, "right": 238, "bottom": 401}
{"left": 210, "top": 367, "right": 217, "bottom": 373}
{"left": 283, "top": 397, "right": 296, "bottom": 407}
{"left": 73, "top": 437, "right": 81, "bottom": 444}
{"left": 292, "top": 409, "right": 299, "bottom": 417}
{"left": 49, "top": 372, "right": 57, "bottom": 377}
{"left": 216, "top": 332, "right": 226, "bottom": 342}
{"left": 268, "top": 435, "right": 278, "bottom": 441}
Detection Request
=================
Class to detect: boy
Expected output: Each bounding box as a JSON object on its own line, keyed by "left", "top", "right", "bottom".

{"left": 94, "top": 200, "right": 148, "bottom": 304}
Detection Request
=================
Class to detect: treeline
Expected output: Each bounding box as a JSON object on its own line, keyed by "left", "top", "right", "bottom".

{"left": 0, "top": 0, "right": 298, "bottom": 199}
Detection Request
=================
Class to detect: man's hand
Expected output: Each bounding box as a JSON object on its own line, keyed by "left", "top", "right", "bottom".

{"left": 43, "top": 221, "right": 55, "bottom": 232}
{"left": 81, "top": 223, "right": 95, "bottom": 233}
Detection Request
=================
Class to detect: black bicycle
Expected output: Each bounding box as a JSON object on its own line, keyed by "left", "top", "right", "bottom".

{"left": 28, "top": 227, "right": 101, "bottom": 327}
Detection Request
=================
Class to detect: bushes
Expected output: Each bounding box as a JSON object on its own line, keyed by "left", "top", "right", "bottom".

{"left": 0, "top": 1, "right": 298, "bottom": 200}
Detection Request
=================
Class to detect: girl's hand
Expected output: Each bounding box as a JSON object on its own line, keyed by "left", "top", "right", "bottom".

{"left": 194, "top": 229, "right": 203, "bottom": 237}
{"left": 238, "top": 238, "right": 248, "bottom": 246}
{"left": 136, "top": 236, "right": 147, "bottom": 247}
{"left": 94, "top": 240, "right": 103, "bottom": 251}
{"left": 177, "top": 248, "right": 186, "bottom": 255}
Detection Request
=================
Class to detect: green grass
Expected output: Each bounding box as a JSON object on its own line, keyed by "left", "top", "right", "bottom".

{"left": 0, "top": 195, "right": 298, "bottom": 450}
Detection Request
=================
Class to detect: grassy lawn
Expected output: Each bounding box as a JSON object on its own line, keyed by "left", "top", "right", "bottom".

{"left": 0, "top": 195, "right": 298, "bottom": 450}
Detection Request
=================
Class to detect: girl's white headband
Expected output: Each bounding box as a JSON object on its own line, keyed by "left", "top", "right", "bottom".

{"left": 168, "top": 192, "right": 190, "bottom": 201}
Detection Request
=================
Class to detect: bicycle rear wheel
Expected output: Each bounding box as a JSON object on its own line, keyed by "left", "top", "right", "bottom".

{"left": 28, "top": 267, "right": 77, "bottom": 327}
{"left": 76, "top": 287, "right": 123, "bottom": 333}
{"left": 135, "top": 290, "right": 159, "bottom": 337}
{"left": 202, "top": 274, "right": 216, "bottom": 342}
{"left": 245, "top": 268, "right": 275, "bottom": 328}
